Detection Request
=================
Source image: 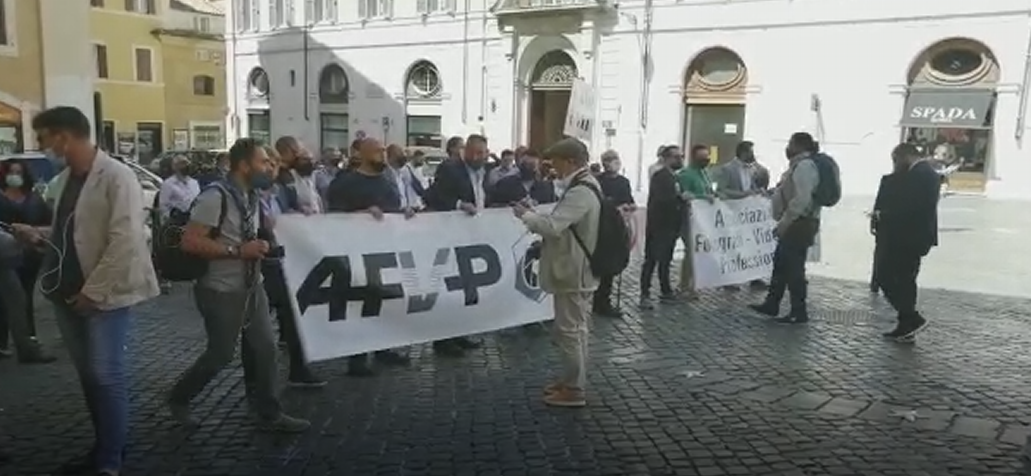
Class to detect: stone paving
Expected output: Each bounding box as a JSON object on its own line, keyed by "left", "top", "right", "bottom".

{"left": 2, "top": 199, "right": 1031, "bottom": 475}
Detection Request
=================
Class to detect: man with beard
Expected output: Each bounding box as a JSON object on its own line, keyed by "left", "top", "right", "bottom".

{"left": 314, "top": 147, "right": 342, "bottom": 202}
{"left": 488, "top": 149, "right": 557, "bottom": 207}
{"left": 592, "top": 150, "right": 634, "bottom": 317}
{"left": 409, "top": 149, "right": 431, "bottom": 189}
{"left": 424, "top": 134, "right": 489, "bottom": 357}
{"left": 275, "top": 136, "right": 322, "bottom": 215}
{"left": 714, "top": 141, "right": 770, "bottom": 291}
{"left": 676, "top": 144, "right": 716, "bottom": 300}
{"left": 326, "top": 138, "right": 413, "bottom": 375}
{"left": 640, "top": 145, "right": 684, "bottom": 310}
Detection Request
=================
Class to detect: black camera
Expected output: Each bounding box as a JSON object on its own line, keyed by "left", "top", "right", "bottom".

{"left": 265, "top": 245, "right": 285, "bottom": 259}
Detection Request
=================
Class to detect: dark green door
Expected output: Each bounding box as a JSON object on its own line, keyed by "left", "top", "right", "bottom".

{"left": 684, "top": 104, "right": 746, "bottom": 164}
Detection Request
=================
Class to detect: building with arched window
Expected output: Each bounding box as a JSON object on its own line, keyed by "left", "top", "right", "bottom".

{"left": 225, "top": 0, "right": 1031, "bottom": 198}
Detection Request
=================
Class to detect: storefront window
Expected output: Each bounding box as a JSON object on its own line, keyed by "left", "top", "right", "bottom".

{"left": 406, "top": 115, "right": 442, "bottom": 148}
{"left": 248, "top": 111, "right": 271, "bottom": 145}
{"left": 905, "top": 127, "right": 990, "bottom": 174}
{"left": 320, "top": 113, "right": 349, "bottom": 150}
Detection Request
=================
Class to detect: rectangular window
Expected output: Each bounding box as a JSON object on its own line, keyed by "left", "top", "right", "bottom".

{"left": 418, "top": 0, "right": 455, "bottom": 13}
{"left": 125, "top": 0, "right": 155, "bottom": 14}
{"left": 270, "top": 0, "right": 287, "bottom": 27}
{"left": 359, "top": 0, "right": 391, "bottom": 19}
{"left": 93, "top": 44, "right": 109, "bottom": 78}
{"left": 191, "top": 125, "right": 222, "bottom": 150}
{"left": 406, "top": 115, "right": 442, "bottom": 148}
{"left": 134, "top": 47, "right": 153, "bottom": 82}
{"left": 91, "top": 0, "right": 104, "bottom": 7}
{"left": 0, "top": 1, "right": 8, "bottom": 46}
{"left": 320, "top": 113, "right": 349, "bottom": 150}
{"left": 235, "top": 0, "right": 253, "bottom": 31}
{"left": 193, "top": 16, "right": 211, "bottom": 32}
{"left": 193, "top": 75, "right": 215, "bottom": 95}
{"left": 248, "top": 111, "right": 271, "bottom": 146}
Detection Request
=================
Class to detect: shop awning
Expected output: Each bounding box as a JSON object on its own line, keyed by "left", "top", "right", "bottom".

{"left": 900, "top": 89, "right": 995, "bottom": 129}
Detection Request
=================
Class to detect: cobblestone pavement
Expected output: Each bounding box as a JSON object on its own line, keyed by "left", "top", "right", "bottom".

{"left": 2, "top": 244, "right": 1031, "bottom": 474}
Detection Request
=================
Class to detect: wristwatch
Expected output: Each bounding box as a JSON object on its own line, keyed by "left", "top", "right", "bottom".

{"left": 226, "top": 245, "right": 239, "bottom": 258}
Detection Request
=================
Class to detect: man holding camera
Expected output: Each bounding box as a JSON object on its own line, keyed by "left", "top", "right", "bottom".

{"left": 165, "top": 138, "right": 309, "bottom": 433}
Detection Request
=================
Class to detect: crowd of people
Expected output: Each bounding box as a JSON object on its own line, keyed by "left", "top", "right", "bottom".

{"left": 0, "top": 105, "right": 941, "bottom": 476}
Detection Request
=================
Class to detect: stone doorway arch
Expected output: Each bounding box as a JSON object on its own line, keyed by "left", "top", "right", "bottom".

{"left": 529, "top": 50, "right": 578, "bottom": 150}
{"left": 682, "top": 47, "right": 748, "bottom": 164}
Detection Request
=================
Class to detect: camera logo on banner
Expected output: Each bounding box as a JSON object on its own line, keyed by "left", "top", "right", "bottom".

{"left": 511, "top": 233, "right": 546, "bottom": 303}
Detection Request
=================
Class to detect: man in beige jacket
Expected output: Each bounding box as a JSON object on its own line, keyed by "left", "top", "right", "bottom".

{"left": 14, "top": 106, "right": 159, "bottom": 476}
{"left": 514, "top": 138, "right": 600, "bottom": 408}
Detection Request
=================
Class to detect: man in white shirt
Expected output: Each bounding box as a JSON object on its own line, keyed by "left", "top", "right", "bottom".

{"left": 158, "top": 155, "right": 200, "bottom": 219}
{"left": 386, "top": 144, "right": 425, "bottom": 212}
{"left": 409, "top": 150, "right": 431, "bottom": 189}
{"left": 486, "top": 149, "right": 518, "bottom": 188}
{"left": 275, "top": 136, "right": 323, "bottom": 214}
{"left": 714, "top": 141, "right": 771, "bottom": 291}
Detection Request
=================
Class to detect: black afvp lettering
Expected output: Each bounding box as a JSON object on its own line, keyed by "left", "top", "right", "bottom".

{"left": 295, "top": 244, "right": 503, "bottom": 320}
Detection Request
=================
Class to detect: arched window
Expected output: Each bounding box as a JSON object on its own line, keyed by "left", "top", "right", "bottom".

{"left": 193, "top": 75, "right": 215, "bottom": 96}
{"left": 319, "top": 64, "right": 349, "bottom": 104}
{"left": 247, "top": 67, "right": 270, "bottom": 99}
{"left": 405, "top": 61, "right": 442, "bottom": 99}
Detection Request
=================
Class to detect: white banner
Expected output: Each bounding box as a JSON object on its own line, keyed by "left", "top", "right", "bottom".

{"left": 563, "top": 79, "right": 597, "bottom": 144}
{"left": 276, "top": 209, "right": 552, "bottom": 362}
{"left": 688, "top": 196, "right": 777, "bottom": 289}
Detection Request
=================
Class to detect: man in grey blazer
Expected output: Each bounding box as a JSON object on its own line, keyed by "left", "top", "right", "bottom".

{"left": 514, "top": 138, "right": 600, "bottom": 409}
{"left": 713, "top": 141, "right": 770, "bottom": 290}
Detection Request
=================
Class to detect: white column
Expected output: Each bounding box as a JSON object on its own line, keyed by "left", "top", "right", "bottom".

{"left": 39, "top": 0, "right": 95, "bottom": 135}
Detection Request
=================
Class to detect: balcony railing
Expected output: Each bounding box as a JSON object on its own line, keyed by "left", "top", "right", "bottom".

{"left": 493, "top": 0, "right": 610, "bottom": 13}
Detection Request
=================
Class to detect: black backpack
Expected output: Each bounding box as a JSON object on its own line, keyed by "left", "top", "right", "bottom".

{"left": 569, "top": 180, "right": 632, "bottom": 278}
{"left": 154, "top": 184, "right": 229, "bottom": 282}
{"left": 810, "top": 153, "right": 841, "bottom": 207}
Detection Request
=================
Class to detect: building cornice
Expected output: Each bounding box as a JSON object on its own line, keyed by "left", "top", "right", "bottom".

{"left": 151, "top": 28, "right": 224, "bottom": 42}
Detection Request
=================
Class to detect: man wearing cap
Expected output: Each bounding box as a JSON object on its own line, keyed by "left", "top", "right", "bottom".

{"left": 513, "top": 138, "right": 600, "bottom": 408}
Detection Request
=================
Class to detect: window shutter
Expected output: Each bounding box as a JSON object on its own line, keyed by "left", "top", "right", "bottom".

{"left": 250, "top": 0, "right": 260, "bottom": 29}
{"left": 145, "top": 0, "right": 156, "bottom": 14}
{"left": 286, "top": 0, "right": 295, "bottom": 25}
{"left": 416, "top": 0, "right": 428, "bottom": 13}
{"left": 124, "top": 0, "right": 134, "bottom": 11}
{"left": 358, "top": 0, "right": 367, "bottom": 18}
{"left": 445, "top": 0, "right": 456, "bottom": 12}
{"left": 384, "top": 0, "right": 393, "bottom": 18}
{"left": 327, "top": 0, "right": 337, "bottom": 22}
{"left": 305, "top": 0, "right": 314, "bottom": 23}
{"left": 234, "top": 0, "right": 245, "bottom": 29}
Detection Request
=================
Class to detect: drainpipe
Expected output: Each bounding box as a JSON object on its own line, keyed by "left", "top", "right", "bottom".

{"left": 230, "top": 22, "right": 240, "bottom": 142}
{"left": 480, "top": 0, "right": 489, "bottom": 133}
{"left": 462, "top": 0, "right": 471, "bottom": 125}
{"left": 1015, "top": 20, "right": 1031, "bottom": 142}
{"left": 634, "top": 0, "right": 654, "bottom": 191}
{"left": 303, "top": 26, "right": 310, "bottom": 121}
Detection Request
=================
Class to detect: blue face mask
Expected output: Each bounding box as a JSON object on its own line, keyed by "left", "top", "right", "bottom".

{"left": 45, "top": 148, "right": 65, "bottom": 168}
{"left": 249, "top": 171, "right": 274, "bottom": 190}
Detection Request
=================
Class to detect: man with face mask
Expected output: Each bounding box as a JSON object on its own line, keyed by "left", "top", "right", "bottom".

{"left": 676, "top": 145, "right": 717, "bottom": 299}
{"left": 425, "top": 134, "right": 489, "bottom": 356}
{"left": 640, "top": 145, "right": 685, "bottom": 310}
{"left": 592, "top": 150, "right": 634, "bottom": 317}
{"left": 314, "top": 147, "right": 342, "bottom": 202}
{"left": 275, "top": 136, "right": 322, "bottom": 215}
{"left": 326, "top": 138, "right": 415, "bottom": 375}
{"left": 872, "top": 143, "right": 939, "bottom": 342}
{"left": 749, "top": 132, "right": 822, "bottom": 324}
{"left": 13, "top": 106, "right": 159, "bottom": 475}
{"left": 487, "top": 149, "right": 557, "bottom": 207}
{"left": 385, "top": 143, "right": 425, "bottom": 212}
{"left": 168, "top": 138, "right": 310, "bottom": 434}
{"left": 158, "top": 155, "right": 201, "bottom": 220}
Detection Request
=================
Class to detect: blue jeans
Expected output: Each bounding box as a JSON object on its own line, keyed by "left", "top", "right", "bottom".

{"left": 53, "top": 304, "right": 131, "bottom": 472}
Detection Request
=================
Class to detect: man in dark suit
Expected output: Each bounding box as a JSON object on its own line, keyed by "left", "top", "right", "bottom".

{"left": 425, "top": 134, "right": 489, "bottom": 356}
{"left": 868, "top": 171, "right": 902, "bottom": 294}
{"left": 640, "top": 145, "right": 684, "bottom": 310}
{"left": 487, "top": 149, "right": 557, "bottom": 207}
{"left": 593, "top": 150, "right": 635, "bottom": 317}
{"left": 876, "top": 143, "right": 939, "bottom": 342}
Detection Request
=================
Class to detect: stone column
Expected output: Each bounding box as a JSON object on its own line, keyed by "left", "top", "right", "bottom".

{"left": 39, "top": 0, "right": 94, "bottom": 136}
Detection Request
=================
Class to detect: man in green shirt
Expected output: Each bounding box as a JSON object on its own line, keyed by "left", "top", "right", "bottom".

{"left": 675, "top": 145, "right": 715, "bottom": 298}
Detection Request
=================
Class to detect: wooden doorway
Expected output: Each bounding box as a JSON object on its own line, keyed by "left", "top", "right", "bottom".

{"left": 528, "top": 50, "right": 577, "bottom": 151}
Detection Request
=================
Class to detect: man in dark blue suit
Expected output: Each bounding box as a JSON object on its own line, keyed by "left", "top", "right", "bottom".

{"left": 875, "top": 143, "right": 939, "bottom": 342}
{"left": 487, "top": 149, "right": 557, "bottom": 207}
{"left": 425, "top": 134, "right": 489, "bottom": 357}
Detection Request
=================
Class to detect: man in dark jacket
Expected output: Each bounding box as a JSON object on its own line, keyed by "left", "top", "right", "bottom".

{"left": 593, "top": 150, "right": 634, "bottom": 317}
{"left": 423, "top": 134, "right": 488, "bottom": 357}
{"left": 640, "top": 145, "right": 684, "bottom": 310}
{"left": 487, "top": 149, "right": 557, "bottom": 207}
{"left": 875, "top": 143, "right": 939, "bottom": 342}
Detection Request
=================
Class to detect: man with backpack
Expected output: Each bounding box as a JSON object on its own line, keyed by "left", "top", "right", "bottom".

{"left": 514, "top": 138, "right": 630, "bottom": 408}
{"left": 165, "top": 138, "right": 310, "bottom": 433}
{"left": 749, "top": 132, "right": 840, "bottom": 324}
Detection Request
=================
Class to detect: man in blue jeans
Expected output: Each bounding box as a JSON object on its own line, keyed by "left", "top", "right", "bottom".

{"left": 13, "top": 106, "right": 159, "bottom": 476}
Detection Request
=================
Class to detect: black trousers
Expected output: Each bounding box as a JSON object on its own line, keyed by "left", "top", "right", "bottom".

{"left": 875, "top": 244, "right": 923, "bottom": 323}
{"left": 593, "top": 275, "right": 615, "bottom": 308}
{"left": 243, "top": 263, "right": 307, "bottom": 383}
{"left": 641, "top": 231, "right": 677, "bottom": 298}
{"left": 765, "top": 218, "right": 818, "bottom": 315}
{"left": 0, "top": 252, "right": 42, "bottom": 347}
